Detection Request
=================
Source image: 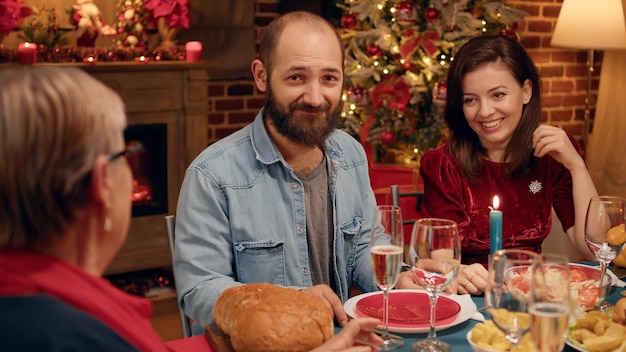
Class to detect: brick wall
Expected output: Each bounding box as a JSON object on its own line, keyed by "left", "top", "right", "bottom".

{"left": 510, "top": 0, "right": 599, "bottom": 152}
{"left": 207, "top": 0, "right": 280, "bottom": 144}
{"left": 207, "top": 0, "right": 597, "bottom": 151}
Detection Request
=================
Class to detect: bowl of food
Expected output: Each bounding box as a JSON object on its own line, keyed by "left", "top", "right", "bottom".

{"left": 466, "top": 320, "right": 536, "bottom": 352}
{"left": 569, "top": 263, "right": 612, "bottom": 317}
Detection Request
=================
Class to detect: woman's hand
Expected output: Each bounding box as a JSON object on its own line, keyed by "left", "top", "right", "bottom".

{"left": 395, "top": 270, "right": 422, "bottom": 289}
{"left": 301, "top": 284, "right": 349, "bottom": 327}
{"left": 310, "top": 318, "right": 382, "bottom": 352}
{"left": 451, "top": 263, "right": 488, "bottom": 295}
{"left": 532, "top": 125, "right": 585, "bottom": 171}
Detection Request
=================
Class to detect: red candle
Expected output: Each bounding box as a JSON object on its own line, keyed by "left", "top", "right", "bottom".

{"left": 185, "top": 41, "right": 202, "bottom": 62}
{"left": 18, "top": 42, "right": 36, "bottom": 65}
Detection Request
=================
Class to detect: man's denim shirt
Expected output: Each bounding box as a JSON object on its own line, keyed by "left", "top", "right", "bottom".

{"left": 174, "top": 110, "right": 380, "bottom": 328}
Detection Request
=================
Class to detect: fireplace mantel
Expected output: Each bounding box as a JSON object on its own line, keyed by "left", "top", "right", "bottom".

{"left": 76, "top": 61, "right": 211, "bottom": 275}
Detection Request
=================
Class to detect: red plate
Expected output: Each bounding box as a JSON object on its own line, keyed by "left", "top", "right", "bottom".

{"left": 355, "top": 291, "right": 461, "bottom": 326}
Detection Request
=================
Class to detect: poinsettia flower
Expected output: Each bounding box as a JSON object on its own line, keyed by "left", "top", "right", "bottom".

{"left": 144, "top": 0, "right": 190, "bottom": 29}
{"left": 0, "top": 0, "right": 33, "bottom": 36}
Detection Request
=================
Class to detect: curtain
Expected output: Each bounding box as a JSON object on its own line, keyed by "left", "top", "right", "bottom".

{"left": 586, "top": 0, "right": 626, "bottom": 197}
{"left": 586, "top": 49, "right": 626, "bottom": 197}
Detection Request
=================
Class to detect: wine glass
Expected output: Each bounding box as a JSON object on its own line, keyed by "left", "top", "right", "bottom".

{"left": 485, "top": 249, "right": 538, "bottom": 351}
{"left": 371, "top": 205, "right": 405, "bottom": 350}
{"left": 529, "top": 253, "right": 570, "bottom": 352}
{"left": 408, "top": 218, "right": 460, "bottom": 352}
{"left": 585, "top": 195, "right": 626, "bottom": 272}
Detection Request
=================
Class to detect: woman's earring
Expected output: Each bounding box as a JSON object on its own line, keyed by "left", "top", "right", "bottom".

{"left": 104, "top": 215, "right": 112, "bottom": 232}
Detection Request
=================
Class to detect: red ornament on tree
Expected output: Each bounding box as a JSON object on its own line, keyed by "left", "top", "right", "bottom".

{"left": 366, "top": 43, "right": 381, "bottom": 59}
{"left": 347, "top": 86, "right": 369, "bottom": 107}
{"left": 341, "top": 13, "right": 357, "bottom": 29}
{"left": 424, "top": 7, "right": 440, "bottom": 23}
{"left": 380, "top": 130, "right": 397, "bottom": 146}
{"left": 432, "top": 80, "right": 447, "bottom": 101}
{"left": 394, "top": 1, "right": 417, "bottom": 26}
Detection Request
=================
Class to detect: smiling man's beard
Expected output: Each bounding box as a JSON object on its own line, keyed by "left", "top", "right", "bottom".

{"left": 263, "top": 86, "right": 342, "bottom": 147}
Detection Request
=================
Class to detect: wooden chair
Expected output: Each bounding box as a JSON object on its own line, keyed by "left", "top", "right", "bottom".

{"left": 390, "top": 184, "right": 424, "bottom": 225}
{"left": 390, "top": 184, "right": 424, "bottom": 263}
{"left": 164, "top": 215, "right": 193, "bottom": 338}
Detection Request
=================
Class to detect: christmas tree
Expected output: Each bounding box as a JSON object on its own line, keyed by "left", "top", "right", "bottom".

{"left": 336, "top": 0, "right": 527, "bottom": 164}
{"left": 113, "top": 0, "right": 148, "bottom": 48}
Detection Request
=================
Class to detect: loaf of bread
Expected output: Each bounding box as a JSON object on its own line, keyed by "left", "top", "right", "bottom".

{"left": 213, "top": 283, "right": 334, "bottom": 352}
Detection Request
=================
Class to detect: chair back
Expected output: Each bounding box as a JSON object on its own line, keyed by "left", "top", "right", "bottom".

{"left": 164, "top": 215, "right": 192, "bottom": 338}
{"left": 390, "top": 184, "right": 424, "bottom": 226}
{"left": 390, "top": 185, "right": 424, "bottom": 263}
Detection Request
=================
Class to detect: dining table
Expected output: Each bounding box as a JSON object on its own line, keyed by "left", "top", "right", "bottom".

{"left": 363, "top": 264, "right": 626, "bottom": 352}
{"left": 166, "top": 263, "right": 626, "bottom": 352}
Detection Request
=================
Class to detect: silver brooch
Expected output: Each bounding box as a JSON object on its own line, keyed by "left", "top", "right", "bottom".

{"left": 529, "top": 180, "right": 542, "bottom": 194}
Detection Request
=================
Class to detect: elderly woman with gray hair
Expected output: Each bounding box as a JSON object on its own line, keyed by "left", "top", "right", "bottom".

{"left": 0, "top": 66, "right": 381, "bottom": 352}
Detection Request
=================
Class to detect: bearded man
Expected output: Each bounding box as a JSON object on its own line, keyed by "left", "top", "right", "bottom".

{"left": 173, "top": 11, "right": 407, "bottom": 333}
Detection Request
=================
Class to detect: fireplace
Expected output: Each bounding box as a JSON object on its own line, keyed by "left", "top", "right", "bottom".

{"left": 76, "top": 61, "right": 211, "bottom": 275}
{"left": 125, "top": 124, "right": 168, "bottom": 217}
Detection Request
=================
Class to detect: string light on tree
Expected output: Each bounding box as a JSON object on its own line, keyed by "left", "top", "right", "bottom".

{"left": 336, "top": 0, "right": 527, "bottom": 164}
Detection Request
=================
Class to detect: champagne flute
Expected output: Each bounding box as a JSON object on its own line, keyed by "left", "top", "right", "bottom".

{"left": 371, "top": 205, "right": 405, "bottom": 350}
{"left": 485, "top": 249, "right": 538, "bottom": 351}
{"left": 529, "top": 253, "right": 570, "bottom": 352}
{"left": 584, "top": 195, "right": 626, "bottom": 272}
{"left": 409, "top": 218, "right": 460, "bottom": 352}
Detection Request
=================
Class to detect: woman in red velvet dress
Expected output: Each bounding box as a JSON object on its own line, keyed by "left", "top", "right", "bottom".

{"left": 418, "top": 35, "right": 597, "bottom": 295}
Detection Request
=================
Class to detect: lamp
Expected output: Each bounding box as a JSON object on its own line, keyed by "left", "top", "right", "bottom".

{"left": 551, "top": 0, "right": 626, "bottom": 156}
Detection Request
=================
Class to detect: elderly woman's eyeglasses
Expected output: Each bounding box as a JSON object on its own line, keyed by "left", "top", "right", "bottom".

{"left": 107, "top": 142, "right": 143, "bottom": 162}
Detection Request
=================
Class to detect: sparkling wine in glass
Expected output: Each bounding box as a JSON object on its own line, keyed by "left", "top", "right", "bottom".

{"left": 585, "top": 195, "right": 626, "bottom": 272}
{"left": 485, "top": 249, "right": 538, "bottom": 351}
{"left": 529, "top": 253, "right": 570, "bottom": 352}
{"left": 371, "top": 205, "right": 404, "bottom": 350}
{"left": 409, "top": 218, "right": 460, "bottom": 352}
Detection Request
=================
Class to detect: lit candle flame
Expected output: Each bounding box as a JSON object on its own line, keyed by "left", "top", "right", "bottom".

{"left": 492, "top": 196, "right": 500, "bottom": 210}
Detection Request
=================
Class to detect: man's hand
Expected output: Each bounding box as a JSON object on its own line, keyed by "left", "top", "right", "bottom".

{"left": 396, "top": 270, "right": 422, "bottom": 289}
{"left": 301, "top": 284, "right": 349, "bottom": 327}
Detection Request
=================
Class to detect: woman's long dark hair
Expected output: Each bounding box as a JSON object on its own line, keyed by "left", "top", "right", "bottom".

{"left": 445, "top": 35, "right": 541, "bottom": 182}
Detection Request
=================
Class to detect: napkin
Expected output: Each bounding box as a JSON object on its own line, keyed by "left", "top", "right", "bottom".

{"left": 608, "top": 268, "right": 626, "bottom": 287}
{"left": 470, "top": 310, "right": 485, "bottom": 322}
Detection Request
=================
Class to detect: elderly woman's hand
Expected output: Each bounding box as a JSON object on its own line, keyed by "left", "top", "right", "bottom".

{"left": 310, "top": 318, "right": 382, "bottom": 352}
